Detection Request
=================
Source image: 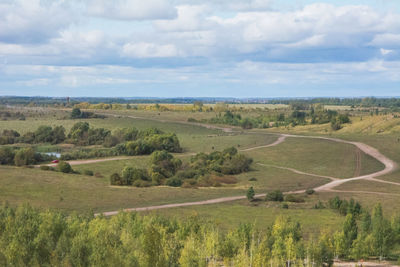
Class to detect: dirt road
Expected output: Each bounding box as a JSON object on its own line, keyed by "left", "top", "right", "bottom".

{"left": 72, "top": 112, "right": 398, "bottom": 216}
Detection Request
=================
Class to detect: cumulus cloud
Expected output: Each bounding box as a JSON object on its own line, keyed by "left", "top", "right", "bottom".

{"left": 121, "top": 42, "right": 180, "bottom": 58}
{"left": 1, "top": 1, "right": 400, "bottom": 96}
{"left": 87, "top": 0, "right": 177, "bottom": 20}
{"left": 0, "top": 0, "right": 75, "bottom": 44}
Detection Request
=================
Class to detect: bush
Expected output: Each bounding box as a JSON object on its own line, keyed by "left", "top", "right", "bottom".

{"left": 58, "top": 161, "right": 73, "bottom": 173}
{"left": 266, "top": 190, "right": 284, "bottom": 202}
{"left": 284, "top": 194, "right": 305, "bottom": 203}
{"left": 0, "top": 147, "right": 15, "bottom": 165}
{"left": 282, "top": 203, "right": 289, "bottom": 209}
{"left": 248, "top": 177, "right": 257, "bottom": 181}
{"left": 110, "top": 173, "right": 123, "bottom": 185}
{"left": 306, "top": 189, "right": 315, "bottom": 195}
{"left": 83, "top": 170, "right": 94, "bottom": 176}
{"left": 247, "top": 186, "right": 255, "bottom": 201}
{"left": 165, "top": 177, "right": 182, "bottom": 187}
{"left": 132, "top": 180, "right": 151, "bottom": 187}
{"left": 14, "top": 147, "right": 36, "bottom": 166}
{"left": 40, "top": 165, "right": 50, "bottom": 171}
{"left": 314, "top": 201, "right": 325, "bottom": 209}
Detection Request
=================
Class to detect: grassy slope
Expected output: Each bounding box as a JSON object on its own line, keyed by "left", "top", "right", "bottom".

{"left": 243, "top": 137, "right": 384, "bottom": 178}
{"left": 0, "top": 166, "right": 247, "bottom": 213}
{"left": 145, "top": 199, "right": 344, "bottom": 236}
{"left": 0, "top": 116, "right": 278, "bottom": 153}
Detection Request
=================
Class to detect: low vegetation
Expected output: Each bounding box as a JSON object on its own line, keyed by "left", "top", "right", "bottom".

{"left": 110, "top": 147, "right": 252, "bottom": 188}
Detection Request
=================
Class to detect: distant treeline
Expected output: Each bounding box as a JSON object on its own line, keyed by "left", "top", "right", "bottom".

{"left": 3, "top": 96, "right": 400, "bottom": 108}
{"left": 197, "top": 107, "right": 351, "bottom": 130}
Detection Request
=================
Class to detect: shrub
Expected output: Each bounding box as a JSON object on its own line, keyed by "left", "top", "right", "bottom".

{"left": 83, "top": 170, "right": 94, "bottom": 176}
{"left": 282, "top": 203, "right": 289, "bottom": 209}
{"left": 247, "top": 186, "right": 255, "bottom": 201}
{"left": 248, "top": 177, "right": 257, "bottom": 181}
{"left": 58, "top": 161, "right": 73, "bottom": 173}
{"left": 165, "top": 177, "right": 183, "bottom": 187}
{"left": 110, "top": 173, "right": 123, "bottom": 185}
{"left": 40, "top": 165, "right": 50, "bottom": 171}
{"left": 306, "top": 189, "right": 315, "bottom": 195}
{"left": 284, "top": 194, "right": 305, "bottom": 203}
{"left": 14, "top": 147, "right": 36, "bottom": 166}
{"left": 314, "top": 201, "right": 325, "bottom": 209}
{"left": 0, "top": 147, "right": 15, "bottom": 165}
{"left": 132, "top": 180, "right": 151, "bottom": 187}
{"left": 266, "top": 190, "right": 284, "bottom": 202}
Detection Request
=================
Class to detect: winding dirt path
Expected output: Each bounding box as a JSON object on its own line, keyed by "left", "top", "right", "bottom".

{"left": 82, "top": 112, "right": 399, "bottom": 216}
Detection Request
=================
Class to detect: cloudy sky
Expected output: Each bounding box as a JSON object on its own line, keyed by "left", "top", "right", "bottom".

{"left": 0, "top": 0, "right": 399, "bottom": 97}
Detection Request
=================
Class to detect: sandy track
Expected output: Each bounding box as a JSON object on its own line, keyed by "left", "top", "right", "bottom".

{"left": 37, "top": 156, "right": 134, "bottom": 167}
{"left": 37, "top": 136, "right": 284, "bottom": 168}
{"left": 240, "top": 135, "right": 287, "bottom": 151}
{"left": 81, "top": 112, "right": 398, "bottom": 216}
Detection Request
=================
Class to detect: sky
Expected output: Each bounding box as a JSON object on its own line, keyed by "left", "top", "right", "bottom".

{"left": 0, "top": 0, "right": 399, "bottom": 98}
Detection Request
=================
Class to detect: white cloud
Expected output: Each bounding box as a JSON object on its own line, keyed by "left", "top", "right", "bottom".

{"left": 0, "top": 0, "right": 75, "bottom": 43}
{"left": 370, "top": 33, "right": 400, "bottom": 48}
{"left": 87, "top": 0, "right": 177, "bottom": 20}
{"left": 380, "top": 48, "right": 393, "bottom": 56}
{"left": 121, "top": 42, "right": 180, "bottom": 58}
{"left": 154, "top": 5, "right": 213, "bottom": 32}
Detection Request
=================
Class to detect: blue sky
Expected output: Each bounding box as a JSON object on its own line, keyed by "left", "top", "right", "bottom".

{"left": 0, "top": 0, "right": 399, "bottom": 97}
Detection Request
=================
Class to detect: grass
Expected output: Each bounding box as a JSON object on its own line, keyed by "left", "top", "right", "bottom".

{"left": 2, "top": 106, "right": 399, "bottom": 233}
{"left": 144, "top": 198, "right": 344, "bottom": 236}
{"left": 0, "top": 115, "right": 278, "bottom": 153}
{"left": 334, "top": 179, "right": 400, "bottom": 195}
{"left": 0, "top": 166, "right": 247, "bottom": 213}
{"left": 243, "top": 137, "right": 384, "bottom": 178}
{"left": 72, "top": 155, "right": 151, "bottom": 177}
{"left": 234, "top": 163, "right": 329, "bottom": 191}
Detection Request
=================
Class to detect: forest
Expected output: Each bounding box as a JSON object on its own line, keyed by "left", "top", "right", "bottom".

{"left": 0, "top": 202, "right": 397, "bottom": 267}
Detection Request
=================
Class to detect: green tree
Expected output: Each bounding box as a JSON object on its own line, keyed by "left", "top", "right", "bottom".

{"left": 70, "top": 107, "right": 82, "bottom": 118}
{"left": 246, "top": 187, "right": 255, "bottom": 201}
{"left": 35, "top": 125, "right": 54, "bottom": 143}
{"left": 52, "top": 126, "right": 66, "bottom": 144}
{"left": 371, "top": 203, "right": 393, "bottom": 259}
{"left": 14, "top": 147, "right": 36, "bottom": 166}
{"left": 342, "top": 214, "right": 358, "bottom": 255}
{"left": 0, "top": 147, "right": 15, "bottom": 165}
{"left": 58, "top": 161, "right": 73, "bottom": 173}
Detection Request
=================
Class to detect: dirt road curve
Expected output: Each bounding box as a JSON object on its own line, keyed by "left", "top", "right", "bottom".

{"left": 240, "top": 135, "right": 287, "bottom": 151}
{"left": 72, "top": 112, "right": 398, "bottom": 216}
{"left": 98, "top": 193, "right": 266, "bottom": 216}
{"left": 282, "top": 134, "right": 398, "bottom": 192}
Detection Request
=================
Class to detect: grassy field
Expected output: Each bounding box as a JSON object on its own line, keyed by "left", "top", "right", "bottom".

{"left": 1, "top": 106, "right": 399, "bottom": 235}
{"left": 144, "top": 198, "right": 344, "bottom": 236}
{"left": 0, "top": 115, "right": 279, "bottom": 153}
{"left": 72, "top": 155, "right": 152, "bottom": 177}
{"left": 243, "top": 137, "right": 384, "bottom": 178}
{"left": 0, "top": 166, "right": 248, "bottom": 213}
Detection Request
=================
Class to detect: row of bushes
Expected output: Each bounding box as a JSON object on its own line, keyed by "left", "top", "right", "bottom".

{"left": 205, "top": 108, "right": 351, "bottom": 130}
{"left": 0, "top": 122, "right": 182, "bottom": 151}
{"left": 0, "top": 147, "right": 53, "bottom": 166}
{"left": 110, "top": 147, "right": 253, "bottom": 188}
{"left": 0, "top": 126, "right": 66, "bottom": 145}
